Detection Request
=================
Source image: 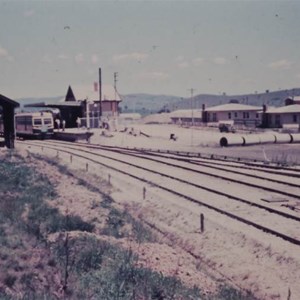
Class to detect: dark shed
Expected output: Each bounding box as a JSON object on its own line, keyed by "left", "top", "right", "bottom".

{"left": 0, "top": 94, "right": 20, "bottom": 148}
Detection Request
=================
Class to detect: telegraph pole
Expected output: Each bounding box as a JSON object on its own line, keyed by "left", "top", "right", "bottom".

{"left": 114, "top": 72, "right": 118, "bottom": 111}
{"left": 187, "top": 88, "right": 196, "bottom": 126}
{"left": 187, "top": 88, "right": 196, "bottom": 146}
{"left": 99, "top": 68, "right": 102, "bottom": 119}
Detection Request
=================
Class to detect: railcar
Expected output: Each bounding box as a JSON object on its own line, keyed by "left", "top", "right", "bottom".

{"left": 15, "top": 112, "right": 54, "bottom": 139}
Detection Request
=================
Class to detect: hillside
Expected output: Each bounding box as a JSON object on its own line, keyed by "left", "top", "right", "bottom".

{"left": 15, "top": 88, "right": 300, "bottom": 114}
{"left": 120, "top": 88, "right": 300, "bottom": 114}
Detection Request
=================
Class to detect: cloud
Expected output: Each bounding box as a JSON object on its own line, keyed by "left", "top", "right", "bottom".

{"left": 193, "top": 57, "right": 205, "bottom": 66}
{"left": 75, "top": 53, "right": 84, "bottom": 64}
{"left": 175, "top": 55, "right": 185, "bottom": 62}
{"left": 41, "top": 54, "right": 53, "bottom": 63}
{"left": 58, "top": 54, "right": 70, "bottom": 60}
{"left": 268, "top": 59, "right": 292, "bottom": 70}
{"left": 140, "top": 71, "right": 169, "bottom": 80}
{"left": 113, "top": 52, "right": 148, "bottom": 63}
{"left": 0, "top": 46, "right": 14, "bottom": 62}
{"left": 23, "top": 10, "right": 35, "bottom": 18}
{"left": 213, "top": 57, "right": 228, "bottom": 65}
{"left": 91, "top": 54, "right": 99, "bottom": 64}
{"left": 177, "top": 61, "right": 189, "bottom": 68}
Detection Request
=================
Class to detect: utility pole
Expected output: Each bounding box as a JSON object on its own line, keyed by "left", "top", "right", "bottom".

{"left": 114, "top": 72, "right": 118, "bottom": 115}
{"left": 86, "top": 97, "right": 90, "bottom": 129}
{"left": 187, "top": 88, "right": 196, "bottom": 126}
{"left": 99, "top": 68, "right": 102, "bottom": 120}
{"left": 187, "top": 88, "right": 196, "bottom": 146}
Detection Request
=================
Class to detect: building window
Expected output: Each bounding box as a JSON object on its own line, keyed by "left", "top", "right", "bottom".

{"left": 275, "top": 115, "right": 281, "bottom": 126}
{"left": 234, "top": 112, "right": 238, "bottom": 118}
{"left": 212, "top": 113, "right": 217, "bottom": 122}
{"left": 256, "top": 113, "right": 259, "bottom": 119}
{"left": 243, "top": 112, "right": 250, "bottom": 119}
{"left": 293, "top": 115, "right": 297, "bottom": 123}
{"left": 228, "top": 112, "right": 231, "bottom": 119}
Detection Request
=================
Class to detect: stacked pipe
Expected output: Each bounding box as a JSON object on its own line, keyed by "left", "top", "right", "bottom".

{"left": 220, "top": 133, "right": 300, "bottom": 147}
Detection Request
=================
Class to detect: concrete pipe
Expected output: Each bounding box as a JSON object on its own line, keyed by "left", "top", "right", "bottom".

{"left": 273, "top": 133, "right": 292, "bottom": 144}
{"left": 220, "top": 135, "right": 245, "bottom": 147}
{"left": 258, "top": 133, "right": 277, "bottom": 144}
{"left": 290, "top": 133, "right": 300, "bottom": 143}
{"left": 243, "top": 134, "right": 262, "bottom": 146}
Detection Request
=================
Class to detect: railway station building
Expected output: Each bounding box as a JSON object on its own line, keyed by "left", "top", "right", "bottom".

{"left": 0, "top": 94, "right": 20, "bottom": 148}
{"left": 53, "top": 84, "right": 122, "bottom": 129}
{"left": 26, "top": 84, "right": 122, "bottom": 129}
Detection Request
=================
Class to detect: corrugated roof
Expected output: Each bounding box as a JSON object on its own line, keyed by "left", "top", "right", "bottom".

{"left": 205, "top": 103, "right": 262, "bottom": 112}
{"left": 267, "top": 104, "right": 300, "bottom": 114}
{"left": 70, "top": 84, "right": 122, "bottom": 102}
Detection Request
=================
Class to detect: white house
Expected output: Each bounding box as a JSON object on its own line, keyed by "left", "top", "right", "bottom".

{"left": 170, "top": 109, "right": 202, "bottom": 126}
{"left": 204, "top": 103, "right": 263, "bottom": 127}
{"left": 266, "top": 104, "right": 300, "bottom": 130}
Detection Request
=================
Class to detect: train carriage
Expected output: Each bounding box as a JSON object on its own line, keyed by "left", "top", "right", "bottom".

{"left": 15, "top": 112, "right": 54, "bottom": 139}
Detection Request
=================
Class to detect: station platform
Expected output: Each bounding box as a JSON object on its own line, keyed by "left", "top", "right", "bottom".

{"left": 53, "top": 129, "right": 94, "bottom": 142}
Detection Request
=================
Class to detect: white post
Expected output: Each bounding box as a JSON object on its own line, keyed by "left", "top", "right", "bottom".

{"left": 86, "top": 98, "right": 90, "bottom": 129}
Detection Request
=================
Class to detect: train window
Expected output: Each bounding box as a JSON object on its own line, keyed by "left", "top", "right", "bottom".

{"left": 33, "top": 118, "right": 42, "bottom": 126}
{"left": 25, "top": 117, "right": 32, "bottom": 125}
{"left": 44, "top": 118, "right": 52, "bottom": 125}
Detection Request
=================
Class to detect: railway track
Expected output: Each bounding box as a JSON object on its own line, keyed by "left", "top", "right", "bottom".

{"left": 18, "top": 139, "right": 300, "bottom": 247}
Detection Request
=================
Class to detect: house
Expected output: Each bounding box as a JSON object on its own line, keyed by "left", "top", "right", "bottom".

{"left": 169, "top": 109, "right": 202, "bottom": 126}
{"left": 266, "top": 104, "right": 300, "bottom": 130}
{"left": 203, "top": 103, "right": 263, "bottom": 128}
{"left": 285, "top": 96, "right": 300, "bottom": 106}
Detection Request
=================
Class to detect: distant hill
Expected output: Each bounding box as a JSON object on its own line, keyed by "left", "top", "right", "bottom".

{"left": 119, "top": 93, "right": 182, "bottom": 115}
{"left": 15, "top": 88, "right": 300, "bottom": 115}
{"left": 121, "top": 88, "right": 300, "bottom": 114}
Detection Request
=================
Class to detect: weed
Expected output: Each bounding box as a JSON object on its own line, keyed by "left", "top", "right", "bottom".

{"left": 101, "top": 208, "right": 126, "bottom": 238}
{"left": 100, "top": 195, "right": 114, "bottom": 208}
{"left": 4, "top": 274, "right": 17, "bottom": 288}
{"left": 20, "top": 272, "right": 35, "bottom": 287}
{"left": 215, "top": 285, "right": 257, "bottom": 300}
{"left": 101, "top": 207, "right": 155, "bottom": 242}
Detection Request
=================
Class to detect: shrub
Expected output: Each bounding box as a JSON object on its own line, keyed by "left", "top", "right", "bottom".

{"left": 4, "top": 274, "right": 17, "bottom": 288}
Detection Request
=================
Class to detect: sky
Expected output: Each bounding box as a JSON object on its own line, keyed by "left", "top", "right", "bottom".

{"left": 1, "top": 0, "right": 300, "bottom": 99}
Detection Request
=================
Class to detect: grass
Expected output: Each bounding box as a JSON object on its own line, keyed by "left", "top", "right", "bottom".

{"left": 55, "top": 234, "right": 203, "bottom": 299}
{"left": 100, "top": 207, "right": 156, "bottom": 243}
{"left": 0, "top": 151, "right": 257, "bottom": 300}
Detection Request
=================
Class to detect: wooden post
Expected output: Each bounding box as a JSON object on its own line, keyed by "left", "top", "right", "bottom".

{"left": 70, "top": 155, "right": 72, "bottom": 163}
{"left": 56, "top": 150, "right": 59, "bottom": 158}
{"left": 143, "top": 187, "right": 146, "bottom": 200}
{"left": 108, "top": 174, "right": 111, "bottom": 184}
{"left": 200, "top": 213, "right": 204, "bottom": 233}
{"left": 86, "top": 163, "right": 88, "bottom": 172}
